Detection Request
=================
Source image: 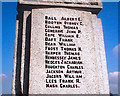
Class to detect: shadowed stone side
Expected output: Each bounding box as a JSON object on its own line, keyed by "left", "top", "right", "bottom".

{"left": 20, "top": 11, "right": 31, "bottom": 94}
{"left": 15, "top": 13, "right": 23, "bottom": 95}
{"left": 23, "top": 13, "right": 31, "bottom": 95}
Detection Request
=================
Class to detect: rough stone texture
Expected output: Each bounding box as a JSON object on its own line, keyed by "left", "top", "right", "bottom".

{"left": 12, "top": 1, "right": 109, "bottom": 95}
{"left": 92, "top": 15, "right": 109, "bottom": 94}
{"left": 20, "top": 11, "right": 31, "bottom": 94}
{"left": 12, "top": 20, "right": 19, "bottom": 94}
{"left": 97, "top": 19, "right": 109, "bottom": 93}
{"left": 18, "top": 0, "right": 102, "bottom": 14}
{"left": 19, "top": 0, "right": 102, "bottom": 8}
{"left": 12, "top": 12, "right": 23, "bottom": 94}
{"left": 28, "top": 8, "right": 109, "bottom": 94}
{"left": 12, "top": 11, "right": 31, "bottom": 94}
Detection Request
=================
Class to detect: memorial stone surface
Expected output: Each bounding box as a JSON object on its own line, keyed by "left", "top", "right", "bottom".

{"left": 12, "top": 0, "right": 109, "bottom": 94}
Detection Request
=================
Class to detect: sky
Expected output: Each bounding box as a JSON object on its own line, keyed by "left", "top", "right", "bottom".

{"left": 1, "top": 2, "right": 119, "bottom": 95}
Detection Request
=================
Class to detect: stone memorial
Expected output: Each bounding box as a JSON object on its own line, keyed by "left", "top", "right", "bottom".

{"left": 12, "top": 0, "right": 109, "bottom": 94}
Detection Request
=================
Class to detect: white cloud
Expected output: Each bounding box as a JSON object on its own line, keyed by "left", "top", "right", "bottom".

{"left": 112, "top": 44, "right": 120, "bottom": 57}
{"left": 0, "top": 73, "right": 7, "bottom": 79}
{"left": 109, "top": 72, "right": 120, "bottom": 94}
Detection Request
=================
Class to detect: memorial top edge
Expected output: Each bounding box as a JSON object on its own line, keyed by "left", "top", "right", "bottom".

{"left": 18, "top": 0, "right": 102, "bottom": 9}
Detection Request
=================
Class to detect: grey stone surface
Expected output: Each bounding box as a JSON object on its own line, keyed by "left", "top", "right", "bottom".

{"left": 18, "top": 0, "right": 102, "bottom": 14}
{"left": 92, "top": 15, "right": 109, "bottom": 94}
{"left": 12, "top": 12, "right": 23, "bottom": 94}
{"left": 12, "top": 20, "right": 19, "bottom": 94}
{"left": 19, "top": 0, "right": 102, "bottom": 7}
{"left": 12, "top": 11, "right": 32, "bottom": 95}
{"left": 97, "top": 19, "right": 109, "bottom": 93}
{"left": 12, "top": 1, "right": 109, "bottom": 95}
{"left": 20, "top": 11, "right": 31, "bottom": 94}
{"left": 28, "top": 8, "right": 109, "bottom": 94}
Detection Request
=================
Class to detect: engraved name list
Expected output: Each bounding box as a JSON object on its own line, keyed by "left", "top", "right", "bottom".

{"left": 44, "top": 16, "right": 84, "bottom": 89}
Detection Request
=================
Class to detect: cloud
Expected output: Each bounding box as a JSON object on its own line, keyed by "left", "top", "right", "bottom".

{"left": 109, "top": 72, "right": 120, "bottom": 94}
{"left": 0, "top": 74, "right": 7, "bottom": 83}
{"left": 0, "top": 74, "right": 7, "bottom": 79}
{"left": 112, "top": 44, "right": 120, "bottom": 57}
{"left": 0, "top": 73, "right": 8, "bottom": 84}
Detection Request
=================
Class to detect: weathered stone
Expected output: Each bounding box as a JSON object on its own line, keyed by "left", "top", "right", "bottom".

{"left": 92, "top": 15, "right": 109, "bottom": 94}
{"left": 12, "top": 0, "right": 109, "bottom": 95}
{"left": 12, "top": 19, "right": 19, "bottom": 94}
{"left": 18, "top": 0, "right": 102, "bottom": 14}
{"left": 27, "top": 8, "right": 109, "bottom": 94}
{"left": 20, "top": 11, "right": 31, "bottom": 94}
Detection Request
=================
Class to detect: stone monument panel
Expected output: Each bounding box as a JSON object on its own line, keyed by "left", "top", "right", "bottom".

{"left": 12, "top": 0, "right": 110, "bottom": 95}
{"left": 29, "top": 8, "right": 101, "bottom": 94}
